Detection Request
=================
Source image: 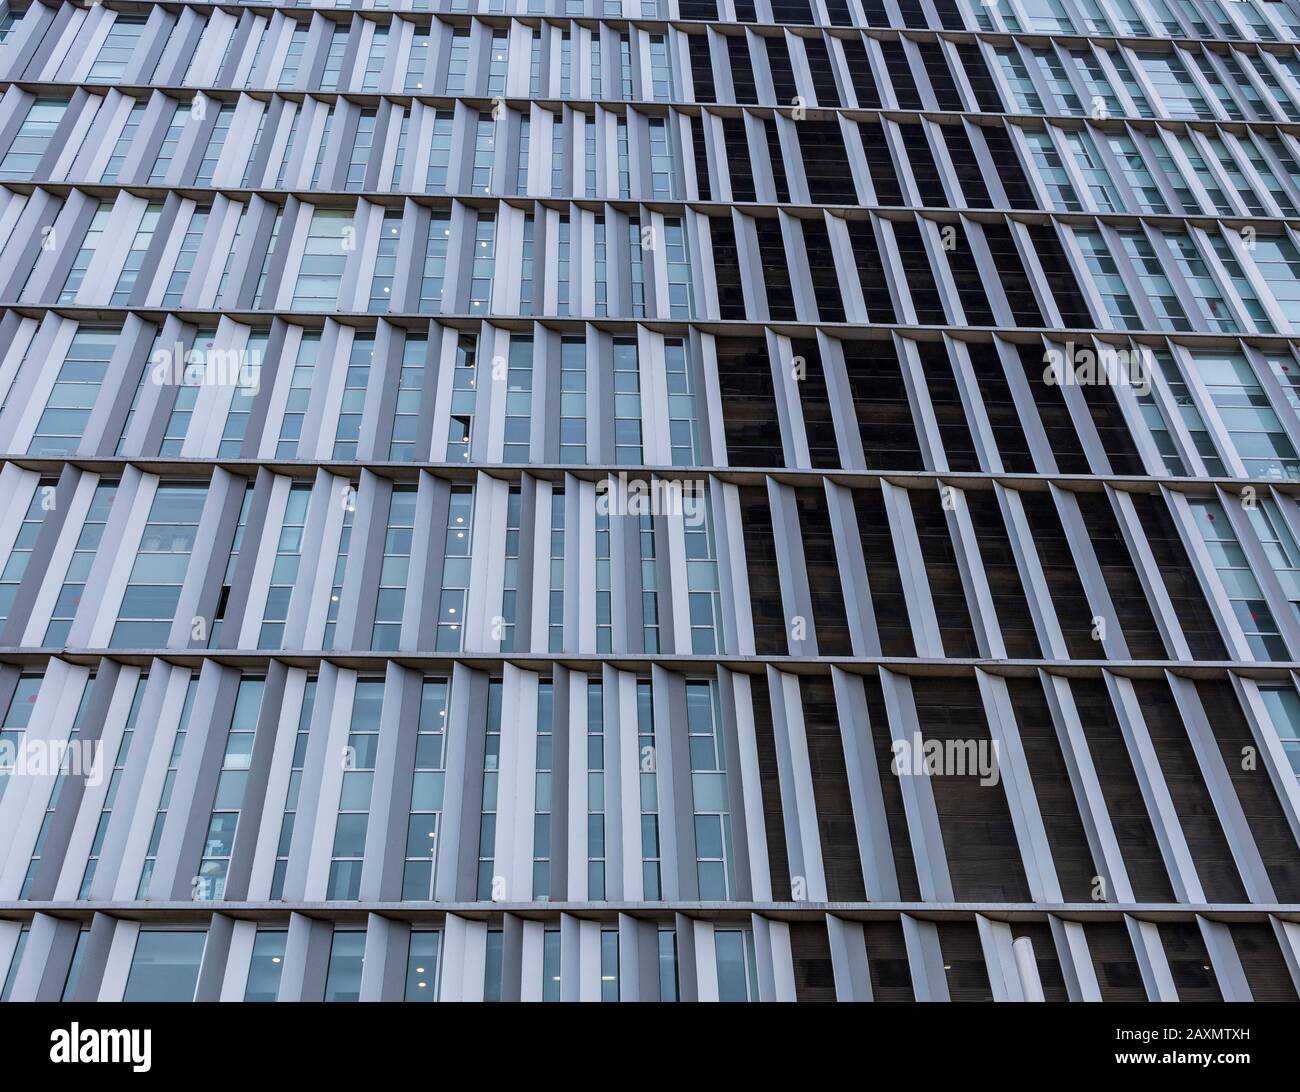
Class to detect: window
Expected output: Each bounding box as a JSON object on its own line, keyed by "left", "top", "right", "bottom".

{"left": 586, "top": 681, "right": 606, "bottom": 897}
{"left": 79, "top": 675, "right": 146, "bottom": 896}
{"left": 1137, "top": 51, "right": 1214, "bottom": 119}
{"left": 1031, "top": 48, "right": 1082, "bottom": 113}
{"left": 214, "top": 326, "right": 265, "bottom": 457}
{"left": 1163, "top": 232, "right": 1237, "bottom": 332}
{"left": 689, "top": 680, "right": 733, "bottom": 898}
{"left": 445, "top": 28, "right": 470, "bottom": 94}
{"left": 714, "top": 929, "right": 758, "bottom": 1001}
{"left": 195, "top": 104, "right": 234, "bottom": 185}
{"left": 1189, "top": 497, "right": 1285, "bottom": 659}
{"left": 279, "top": 27, "right": 308, "bottom": 89}
{"left": 516, "top": 118, "right": 530, "bottom": 195}
{"left": 148, "top": 101, "right": 188, "bottom": 184}
{"left": 88, "top": 15, "right": 145, "bottom": 82}
{"left": 137, "top": 674, "right": 199, "bottom": 898}
{"left": 29, "top": 326, "right": 117, "bottom": 455}
{"left": 346, "top": 110, "right": 377, "bottom": 191}
{"left": 420, "top": 211, "right": 451, "bottom": 311}
{"left": 1249, "top": 236, "right": 1300, "bottom": 328}
{"left": 1248, "top": 498, "right": 1300, "bottom": 620}
{"left": 665, "top": 338, "right": 699, "bottom": 465}
{"left": 324, "top": 930, "right": 365, "bottom": 1001}
{"left": 162, "top": 204, "right": 212, "bottom": 306}
{"left": 244, "top": 930, "right": 287, "bottom": 1001}
{"left": 445, "top": 334, "right": 477, "bottom": 461}
{"left": 111, "top": 483, "right": 206, "bottom": 647}
{"left": 1259, "top": 684, "right": 1300, "bottom": 775}
{"left": 595, "top": 216, "right": 607, "bottom": 313}
{"left": 390, "top": 112, "right": 411, "bottom": 191}
{"left": 102, "top": 101, "right": 145, "bottom": 183}
{"left": 333, "top": 335, "right": 375, "bottom": 459}
{"left": 638, "top": 510, "right": 660, "bottom": 652}
{"left": 0, "top": 97, "right": 67, "bottom": 179}
{"left": 403, "top": 679, "right": 450, "bottom": 899}
{"left": 659, "top": 927, "right": 679, "bottom": 1000}
{"left": 542, "top": 928, "right": 561, "bottom": 999}
{"left": 323, "top": 498, "right": 354, "bottom": 651}
{"left": 618, "top": 119, "right": 631, "bottom": 199}
{"left": 1062, "top": 130, "right": 1119, "bottom": 212}
{"left": 124, "top": 931, "right": 206, "bottom": 1002}
{"left": 405, "top": 29, "right": 430, "bottom": 91}
{"left": 629, "top": 219, "right": 646, "bottom": 315}
{"left": 328, "top": 681, "right": 384, "bottom": 900}
{"left": 557, "top": 215, "right": 571, "bottom": 310}
{"left": 59, "top": 203, "right": 111, "bottom": 303}
{"left": 270, "top": 678, "right": 315, "bottom": 899}
{"left": 638, "top": 679, "right": 661, "bottom": 896}
{"left": 501, "top": 486, "right": 523, "bottom": 650}
{"left": 612, "top": 338, "right": 641, "bottom": 463}
{"left": 476, "top": 679, "right": 505, "bottom": 899}
{"left": 1025, "top": 130, "right": 1081, "bottom": 211}
{"left": 503, "top": 337, "right": 533, "bottom": 463}
{"left": 649, "top": 118, "right": 676, "bottom": 199}
{"left": 209, "top": 481, "right": 253, "bottom": 645}
{"left": 487, "top": 31, "right": 508, "bottom": 95}
{"left": 293, "top": 209, "right": 352, "bottom": 311}
{"left": 195, "top": 678, "right": 266, "bottom": 900}
{"left": 276, "top": 332, "right": 319, "bottom": 457}
{"left": 436, "top": 486, "right": 474, "bottom": 651}
{"left": 314, "top": 115, "right": 339, "bottom": 191}
{"left": 1073, "top": 230, "right": 1138, "bottom": 329}
{"left": 549, "top": 487, "right": 565, "bottom": 652}
{"left": 0, "top": 478, "right": 51, "bottom": 629}
{"left": 44, "top": 478, "right": 118, "bottom": 646}
{"left": 426, "top": 110, "right": 454, "bottom": 192}
{"left": 258, "top": 483, "right": 311, "bottom": 649}
{"left": 560, "top": 337, "right": 587, "bottom": 464}
{"left": 1189, "top": 352, "right": 1300, "bottom": 479}
{"left": 59, "top": 928, "right": 91, "bottom": 1001}
{"left": 371, "top": 486, "right": 416, "bottom": 650}
{"left": 362, "top": 26, "right": 388, "bottom": 92}
{"left": 0, "top": 675, "right": 44, "bottom": 805}
{"left": 993, "top": 49, "right": 1043, "bottom": 113}
{"left": 390, "top": 334, "right": 427, "bottom": 460}
{"left": 369, "top": 210, "right": 402, "bottom": 311}
{"left": 253, "top": 209, "right": 283, "bottom": 306}
{"left": 686, "top": 490, "right": 724, "bottom": 653}
{"left": 664, "top": 218, "right": 693, "bottom": 318}
{"left": 405, "top": 931, "right": 441, "bottom": 1000}
{"left": 1105, "top": 134, "right": 1168, "bottom": 214}
{"left": 0, "top": 8, "right": 22, "bottom": 45}
{"left": 469, "top": 212, "right": 496, "bottom": 312}
{"left": 320, "top": 26, "right": 349, "bottom": 91}
{"left": 649, "top": 34, "right": 673, "bottom": 100}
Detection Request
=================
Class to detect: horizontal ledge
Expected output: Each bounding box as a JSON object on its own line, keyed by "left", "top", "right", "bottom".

{"left": 3, "top": 187, "right": 1300, "bottom": 227}
{"left": 0, "top": 649, "right": 1296, "bottom": 678}
{"left": 5, "top": 80, "right": 1299, "bottom": 132}
{"left": 3, "top": 304, "right": 1299, "bottom": 344}
{"left": 3, "top": 901, "right": 1299, "bottom": 925}
{"left": 0, "top": 9, "right": 1290, "bottom": 51}
{"left": 3, "top": 455, "right": 1298, "bottom": 497}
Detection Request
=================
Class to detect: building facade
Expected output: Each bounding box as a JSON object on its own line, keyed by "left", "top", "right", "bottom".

{"left": 1, "top": 0, "right": 1300, "bottom": 1003}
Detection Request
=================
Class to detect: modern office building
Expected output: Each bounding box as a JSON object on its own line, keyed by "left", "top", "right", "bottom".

{"left": 2, "top": 0, "right": 1300, "bottom": 1005}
